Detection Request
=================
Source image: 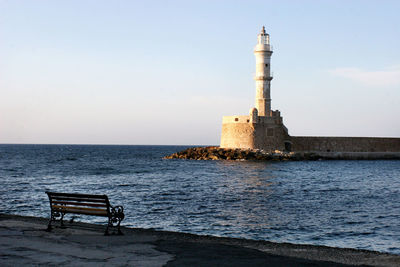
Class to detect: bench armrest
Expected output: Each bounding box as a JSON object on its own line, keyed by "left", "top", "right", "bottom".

{"left": 110, "top": 205, "right": 124, "bottom": 220}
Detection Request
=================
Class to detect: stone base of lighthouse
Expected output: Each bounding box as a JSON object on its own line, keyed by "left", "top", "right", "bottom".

{"left": 220, "top": 109, "right": 291, "bottom": 152}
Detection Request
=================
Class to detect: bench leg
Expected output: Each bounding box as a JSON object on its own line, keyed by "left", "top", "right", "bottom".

{"left": 46, "top": 211, "right": 66, "bottom": 231}
{"left": 105, "top": 215, "right": 123, "bottom": 235}
{"left": 116, "top": 219, "right": 123, "bottom": 235}
{"left": 60, "top": 212, "right": 65, "bottom": 228}
{"left": 46, "top": 211, "right": 56, "bottom": 232}
{"left": 46, "top": 219, "right": 52, "bottom": 232}
{"left": 105, "top": 218, "right": 111, "bottom": 236}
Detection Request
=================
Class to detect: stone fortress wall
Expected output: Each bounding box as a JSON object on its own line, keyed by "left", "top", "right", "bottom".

{"left": 290, "top": 136, "right": 400, "bottom": 152}
{"left": 220, "top": 27, "right": 400, "bottom": 154}
{"left": 220, "top": 119, "right": 255, "bottom": 149}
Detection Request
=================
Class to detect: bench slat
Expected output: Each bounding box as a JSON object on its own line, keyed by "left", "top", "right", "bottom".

{"left": 52, "top": 205, "right": 108, "bottom": 216}
{"left": 52, "top": 208, "right": 108, "bottom": 217}
{"left": 52, "top": 200, "right": 108, "bottom": 208}
{"left": 52, "top": 205, "right": 107, "bottom": 212}
{"left": 50, "top": 196, "right": 108, "bottom": 203}
{"left": 47, "top": 192, "right": 108, "bottom": 199}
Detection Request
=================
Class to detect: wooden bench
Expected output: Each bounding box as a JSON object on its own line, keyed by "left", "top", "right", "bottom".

{"left": 45, "top": 191, "right": 124, "bottom": 235}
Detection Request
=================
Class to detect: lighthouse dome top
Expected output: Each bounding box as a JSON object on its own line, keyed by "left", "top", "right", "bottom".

{"left": 255, "top": 26, "right": 272, "bottom": 52}
{"left": 257, "top": 26, "right": 270, "bottom": 45}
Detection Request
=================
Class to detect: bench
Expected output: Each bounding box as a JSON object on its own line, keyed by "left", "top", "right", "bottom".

{"left": 45, "top": 191, "right": 124, "bottom": 235}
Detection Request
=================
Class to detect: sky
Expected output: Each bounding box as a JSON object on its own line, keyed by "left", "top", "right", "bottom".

{"left": 1, "top": 0, "right": 399, "bottom": 145}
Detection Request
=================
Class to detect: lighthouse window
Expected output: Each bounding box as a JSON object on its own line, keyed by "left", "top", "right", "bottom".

{"left": 265, "top": 64, "right": 268, "bottom": 67}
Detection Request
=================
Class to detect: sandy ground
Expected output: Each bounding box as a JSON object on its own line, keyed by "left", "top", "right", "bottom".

{"left": 1, "top": 213, "right": 399, "bottom": 266}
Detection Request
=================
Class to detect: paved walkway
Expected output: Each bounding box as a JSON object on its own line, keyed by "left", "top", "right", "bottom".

{"left": 1, "top": 214, "right": 399, "bottom": 266}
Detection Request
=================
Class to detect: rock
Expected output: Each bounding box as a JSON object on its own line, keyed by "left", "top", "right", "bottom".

{"left": 163, "top": 147, "right": 306, "bottom": 161}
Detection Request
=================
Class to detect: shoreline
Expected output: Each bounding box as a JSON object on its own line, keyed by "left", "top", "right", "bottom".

{"left": 164, "top": 146, "right": 400, "bottom": 161}
{"left": 1, "top": 213, "right": 399, "bottom": 266}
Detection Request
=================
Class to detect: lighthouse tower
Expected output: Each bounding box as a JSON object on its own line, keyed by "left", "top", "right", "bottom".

{"left": 254, "top": 26, "right": 273, "bottom": 117}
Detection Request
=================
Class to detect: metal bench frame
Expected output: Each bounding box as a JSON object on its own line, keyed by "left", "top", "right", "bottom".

{"left": 46, "top": 191, "right": 124, "bottom": 235}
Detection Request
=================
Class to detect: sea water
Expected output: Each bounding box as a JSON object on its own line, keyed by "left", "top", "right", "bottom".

{"left": 0, "top": 144, "right": 399, "bottom": 254}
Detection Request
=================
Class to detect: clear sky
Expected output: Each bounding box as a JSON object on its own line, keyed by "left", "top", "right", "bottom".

{"left": 1, "top": 0, "right": 399, "bottom": 145}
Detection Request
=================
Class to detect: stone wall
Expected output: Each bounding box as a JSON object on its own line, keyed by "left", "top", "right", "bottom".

{"left": 290, "top": 136, "right": 400, "bottom": 152}
{"left": 220, "top": 122, "right": 255, "bottom": 149}
{"left": 253, "top": 124, "right": 289, "bottom": 151}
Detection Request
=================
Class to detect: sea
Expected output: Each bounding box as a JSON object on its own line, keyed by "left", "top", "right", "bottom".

{"left": 1, "top": 144, "right": 399, "bottom": 254}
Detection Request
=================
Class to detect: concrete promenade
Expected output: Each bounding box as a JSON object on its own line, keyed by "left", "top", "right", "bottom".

{"left": 1, "top": 213, "right": 399, "bottom": 266}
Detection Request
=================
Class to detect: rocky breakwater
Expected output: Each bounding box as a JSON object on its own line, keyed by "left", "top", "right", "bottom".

{"left": 163, "top": 147, "right": 319, "bottom": 161}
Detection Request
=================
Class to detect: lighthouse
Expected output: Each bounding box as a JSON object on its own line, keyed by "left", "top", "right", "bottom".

{"left": 254, "top": 26, "right": 273, "bottom": 117}
{"left": 220, "top": 27, "right": 288, "bottom": 151}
